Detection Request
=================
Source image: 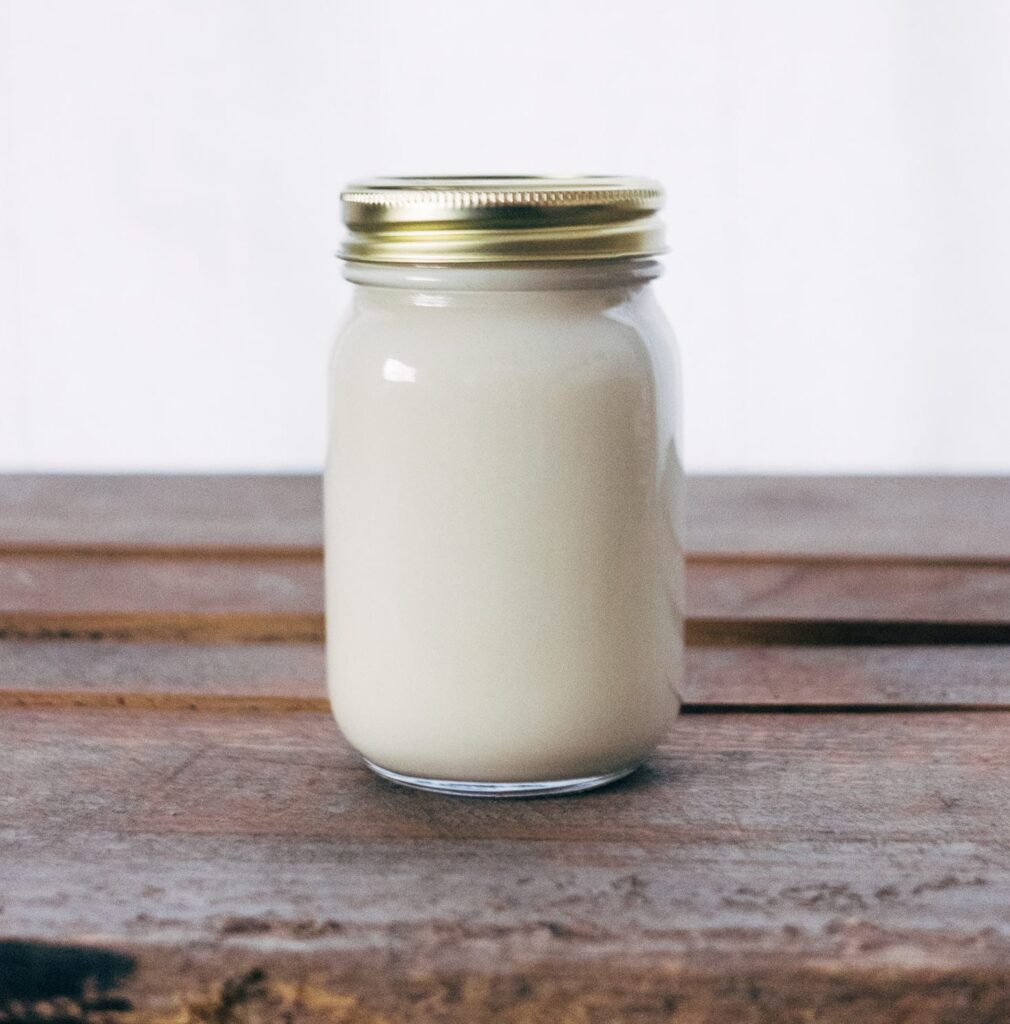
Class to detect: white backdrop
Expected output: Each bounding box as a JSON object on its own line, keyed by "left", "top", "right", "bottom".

{"left": 2, "top": 0, "right": 1008, "bottom": 473}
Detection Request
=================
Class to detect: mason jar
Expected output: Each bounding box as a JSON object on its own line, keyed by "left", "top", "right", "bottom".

{"left": 326, "top": 177, "right": 684, "bottom": 796}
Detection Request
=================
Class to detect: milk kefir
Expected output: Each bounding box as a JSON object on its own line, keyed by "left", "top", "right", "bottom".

{"left": 327, "top": 178, "right": 683, "bottom": 796}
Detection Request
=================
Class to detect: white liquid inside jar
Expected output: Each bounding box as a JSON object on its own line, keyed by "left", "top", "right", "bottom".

{"left": 325, "top": 259, "right": 684, "bottom": 796}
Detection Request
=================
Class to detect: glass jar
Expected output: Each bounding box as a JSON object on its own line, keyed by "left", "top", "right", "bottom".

{"left": 326, "top": 177, "right": 683, "bottom": 796}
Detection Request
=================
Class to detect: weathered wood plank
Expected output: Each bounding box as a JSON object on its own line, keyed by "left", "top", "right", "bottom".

{"left": 0, "top": 554, "right": 322, "bottom": 640}
{"left": 9, "top": 708, "right": 1009, "bottom": 846}
{"left": 0, "top": 474, "right": 322, "bottom": 553}
{"left": 2, "top": 474, "right": 1008, "bottom": 560}
{"left": 0, "top": 641, "right": 328, "bottom": 710}
{"left": 7, "top": 944, "right": 1010, "bottom": 1024}
{"left": 689, "top": 475, "right": 1010, "bottom": 560}
{"left": 3, "top": 641, "right": 1010, "bottom": 710}
{"left": 2, "top": 555, "right": 1009, "bottom": 643}
{"left": 684, "top": 645, "right": 1010, "bottom": 708}
{"left": 3, "top": 708, "right": 1010, "bottom": 1019}
{"left": 688, "top": 559, "right": 1010, "bottom": 625}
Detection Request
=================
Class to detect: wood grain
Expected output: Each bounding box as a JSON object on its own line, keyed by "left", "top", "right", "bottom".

{"left": 4, "top": 474, "right": 1010, "bottom": 1020}
{"left": 4, "top": 707, "right": 1010, "bottom": 1020}
{"left": 688, "top": 475, "right": 1010, "bottom": 560}
{"left": 0, "top": 474, "right": 322, "bottom": 554}
{"left": 8, "top": 945, "right": 1010, "bottom": 1024}
{"left": 3, "top": 640, "right": 1010, "bottom": 711}
{"left": 0, "top": 554, "right": 322, "bottom": 640}
{"left": 688, "top": 559, "right": 1010, "bottom": 625}
{"left": 3, "top": 554, "right": 1009, "bottom": 643}
{"left": 686, "top": 644, "right": 1010, "bottom": 709}
{"left": 0, "top": 641, "right": 328, "bottom": 710}
{"left": 2, "top": 474, "right": 1008, "bottom": 560}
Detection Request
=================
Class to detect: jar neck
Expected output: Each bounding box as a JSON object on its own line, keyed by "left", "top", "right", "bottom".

{"left": 342, "top": 258, "right": 662, "bottom": 292}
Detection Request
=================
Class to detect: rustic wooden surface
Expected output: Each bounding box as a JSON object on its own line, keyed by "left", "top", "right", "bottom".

{"left": 2, "top": 473, "right": 1008, "bottom": 558}
{"left": 1, "top": 475, "right": 1009, "bottom": 1023}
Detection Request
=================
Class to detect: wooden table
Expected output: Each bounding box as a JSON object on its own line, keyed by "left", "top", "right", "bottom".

{"left": 2, "top": 475, "right": 1009, "bottom": 1022}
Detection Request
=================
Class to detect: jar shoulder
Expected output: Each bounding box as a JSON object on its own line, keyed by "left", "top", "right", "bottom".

{"left": 331, "top": 289, "right": 678, "bottom": 385}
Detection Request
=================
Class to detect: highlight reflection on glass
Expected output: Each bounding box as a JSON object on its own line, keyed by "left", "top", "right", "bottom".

{"left": 382, "top": 358, "right": 417, "bottom": 383}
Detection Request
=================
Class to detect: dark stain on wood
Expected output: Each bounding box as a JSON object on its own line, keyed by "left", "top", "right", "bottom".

{"left": 0, "top": 940, "right": 134, "bottom": 1015}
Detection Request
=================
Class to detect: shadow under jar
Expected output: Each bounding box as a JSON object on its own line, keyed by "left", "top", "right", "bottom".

{"left": 326, "top": 177, "right": 684, "bottom": 796}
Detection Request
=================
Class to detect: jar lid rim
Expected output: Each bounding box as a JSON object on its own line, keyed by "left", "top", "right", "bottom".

{"left": 339, "top": 176, "right": 666, "bottom": 265}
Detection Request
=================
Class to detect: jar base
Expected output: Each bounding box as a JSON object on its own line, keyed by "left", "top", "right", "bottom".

{"left": 363, "top": 758, "right": 640, "bottom": 798}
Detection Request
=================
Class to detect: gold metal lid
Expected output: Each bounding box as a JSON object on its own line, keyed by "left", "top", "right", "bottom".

{"left": 339, "top": 176, "right": 665, "bottom": 265}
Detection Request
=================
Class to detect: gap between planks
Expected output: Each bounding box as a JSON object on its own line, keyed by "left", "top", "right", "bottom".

{"left": 4, "top": 691, "right": 1009, "bottom": 715}
{"left": 4, "top": 544, "right": 1010, "bottom": 569}
{"left": 5, "top": 619, "right": 1010, "bottom": 646}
